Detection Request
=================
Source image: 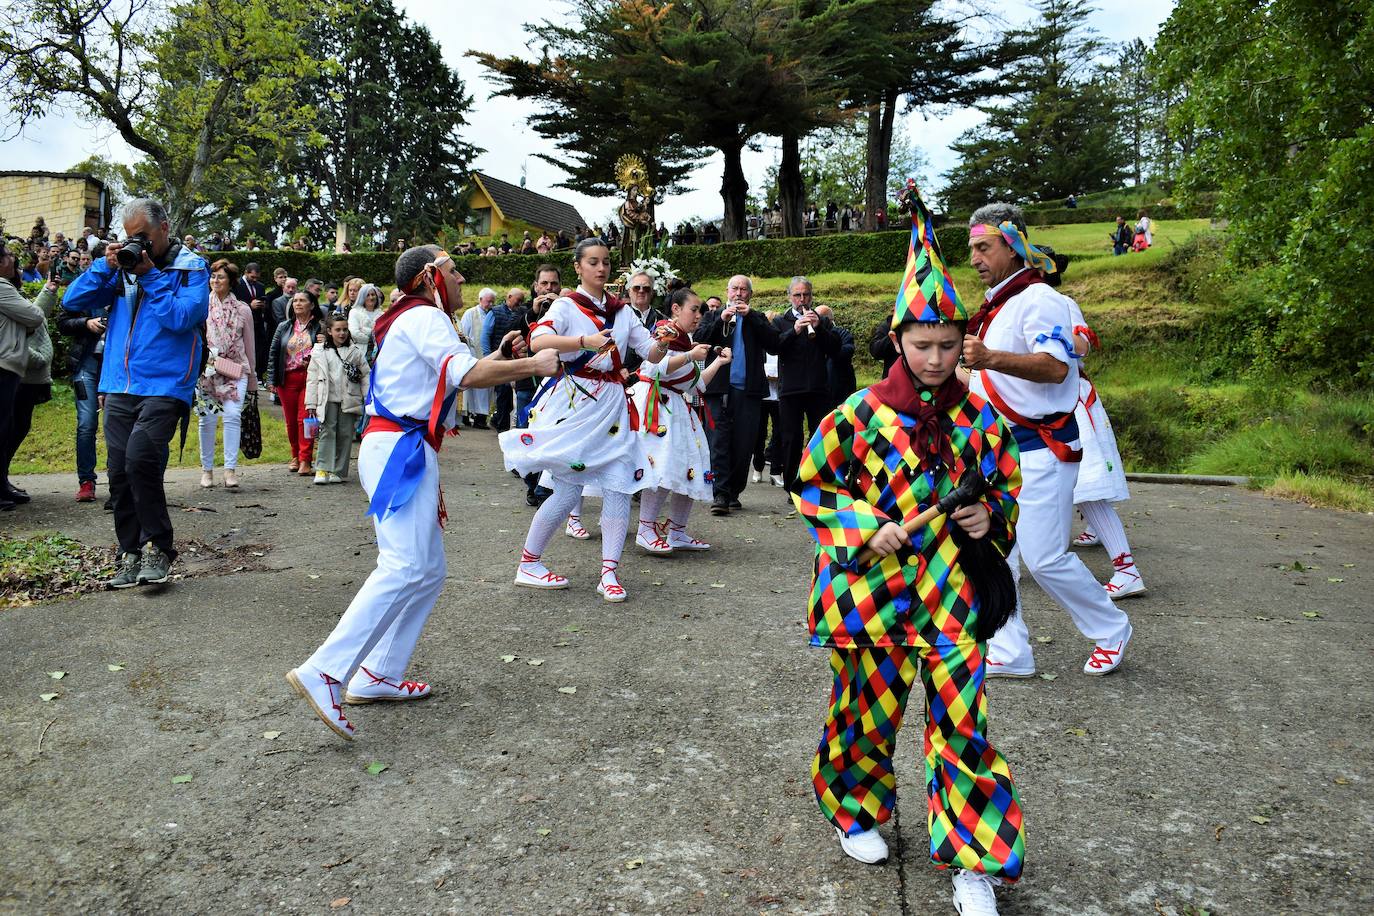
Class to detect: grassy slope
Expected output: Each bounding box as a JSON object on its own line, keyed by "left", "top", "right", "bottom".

{"left": 13, "top": 218, "right": 1370, "bottom": 510}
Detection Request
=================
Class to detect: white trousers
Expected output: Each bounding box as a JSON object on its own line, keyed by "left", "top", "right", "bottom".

{"left": 464, "top": 386, "right": 490, "bottom": 414}
{"left": 989, "top": 447, "right": 1132, "bottom": 669}
{"left": 199, "top": 377, "right": 248, "bottom": 470}
{"left": 304, "top": 431, "right": 445, "bottom": 683}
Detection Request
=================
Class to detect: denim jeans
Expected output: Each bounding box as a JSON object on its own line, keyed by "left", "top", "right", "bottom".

{"left": 515, "top": 388, "right": 533, "bottom": 428}
{"left": 74, "top": 357, "right": 101, "bottom": 483}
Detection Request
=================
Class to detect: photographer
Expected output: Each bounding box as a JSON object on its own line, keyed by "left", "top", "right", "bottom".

{"left": 0, "top": 247, "right": 48, "bottom": 510}
{"left": 62, "top": 198, "right": 210, "bottom": 588}
{"left": 770, "top": 277, "right": 839, "bottom": 491}
{"left": 56, "top": 242, "right": 111, "bottom": 503}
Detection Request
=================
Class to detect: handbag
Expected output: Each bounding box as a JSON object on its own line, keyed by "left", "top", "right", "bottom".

{"left": 214, "top": 355, "right": 244, "bottom": 380}
{"left": 240, "top": 391, "right": 263, "bottom": 459}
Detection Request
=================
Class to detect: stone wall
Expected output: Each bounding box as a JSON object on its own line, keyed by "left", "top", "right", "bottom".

{"left": 0, "top": 174, "right": 108, "bottom": 238}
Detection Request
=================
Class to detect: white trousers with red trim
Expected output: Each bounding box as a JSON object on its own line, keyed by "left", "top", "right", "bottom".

{"left": 303, "top": 431, "right": 445, "bottom": 684}
{"left": 989, "top": 447, "right": 1132, "bottom": 669}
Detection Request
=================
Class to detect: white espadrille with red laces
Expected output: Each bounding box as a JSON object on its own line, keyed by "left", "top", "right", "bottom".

{"left": 565, "top": 514, "right": 591, "bottom": 540}
{"left": 667, "top": 521, "right": 710, "bottom": 551}
{"left": 515, "top": 550, "right": 569, "bottom": 589}
{"left": 635, "top": 520, "right": 672, "bottom": 555}
{"left": 597, "top": 560, "right": 626, "bottom": 603}
{"left": 1083, "top": 624, "right": 1132, "bottom": 676}
{"left": 285, "top": 666, "right": 355, "bottom": 741}
{"left": 1071, "top": 529, "right": 1100, "bottom": 547}
{"left": 344, "top": 666, "right": 432, "bottom": 705}
{"left": 1104, "top": 552, "right": 1146, "bottom": 598}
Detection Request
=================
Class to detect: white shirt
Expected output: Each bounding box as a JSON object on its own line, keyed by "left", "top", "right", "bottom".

{"left": 366, "top": 305, "right": 477, "bottom": 424}
{"left": 969, "top": 270, "right": 1080, "bottom": 419}
{"left": 532, "top": 287, "right": 656, "bottom": 370}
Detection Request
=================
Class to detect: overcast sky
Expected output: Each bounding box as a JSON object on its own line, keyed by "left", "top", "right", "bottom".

{"left": 5, "top": 0, "right": 1174, "bottom": 230}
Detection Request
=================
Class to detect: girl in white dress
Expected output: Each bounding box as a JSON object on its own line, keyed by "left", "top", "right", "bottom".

{"left": 632, "top": 287, "right": 732, "bottom": 555}
{"left": 500, "top": 238, "right": 671, "bottom": 602}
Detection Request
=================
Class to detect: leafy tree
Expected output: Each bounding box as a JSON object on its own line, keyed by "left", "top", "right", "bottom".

{"left": 1155, "top": 0, "right": 1374, "bottom": 381}
{"left": 762, "top": 114, "right": 927, "bottom": 213}
{"left": 0, "top": 0, "right": 329, "bottom": 233}
{"left": 296, "top": 0, "right": 480, "bottom": 247}
{"left": 941, "top": 0, "right": 1132, "bottom": 211}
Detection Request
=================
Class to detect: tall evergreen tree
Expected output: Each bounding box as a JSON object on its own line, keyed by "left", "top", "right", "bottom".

{"left": 941, "top": 0, "right": 1131, "bottom": 211}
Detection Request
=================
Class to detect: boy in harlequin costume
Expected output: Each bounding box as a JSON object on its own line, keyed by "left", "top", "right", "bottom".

{"left": 793, "top": 192, "right": 1026, "bottom": 914}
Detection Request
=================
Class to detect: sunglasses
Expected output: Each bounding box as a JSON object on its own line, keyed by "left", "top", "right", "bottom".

{"left": 629, "top": 285, "right": 652, "bottom": 293}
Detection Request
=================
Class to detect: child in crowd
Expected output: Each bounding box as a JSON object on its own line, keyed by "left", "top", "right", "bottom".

{"left": 305, "top": 315, "right": 369, "bottom": 484}
{"left": 793, "top": 201, "right": 1025, "bottom": 914}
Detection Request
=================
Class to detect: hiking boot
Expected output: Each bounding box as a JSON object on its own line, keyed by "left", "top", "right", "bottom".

{"left": 137, "top": 544, "right": 173, "bottom": 585}
{"left": 107, "top": 552, "right": 143, "bottom": 589}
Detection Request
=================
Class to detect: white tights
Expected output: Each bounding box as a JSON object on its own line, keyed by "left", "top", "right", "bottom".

{"left": 1078, "top": 499, "right": 1134, "bottom": 565}
{"left": 639, "top": 488, "right": 694, "bottom": 531}
{"left": 522, "top": 484, "right": 631, "bottom": 583}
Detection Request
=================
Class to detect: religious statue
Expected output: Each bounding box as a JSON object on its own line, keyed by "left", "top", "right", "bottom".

{"left": 616, "top": 154, "right": 654, "bottom": 266}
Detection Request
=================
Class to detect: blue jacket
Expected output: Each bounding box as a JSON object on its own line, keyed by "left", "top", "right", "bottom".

{"left": 62, "top": 246, "right": 209, "bottom": 403}
{"left": 483, "top": 303, "right": 517, "bottom": 356}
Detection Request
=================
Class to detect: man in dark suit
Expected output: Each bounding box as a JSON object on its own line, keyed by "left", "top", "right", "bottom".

{"left": 235, "top": 262, "right": 270, "bottom": 382}
{"left": 622, "top": 270, "right": 665, "bottom": 374}
{"left": 697, "top": 275, "right": 778, "bottom": 515}
{"left": 770, "top": 277, "right": 840, "bottom": 490}
{"left": 815, "top": 304, "right": 856, "bottom": 409}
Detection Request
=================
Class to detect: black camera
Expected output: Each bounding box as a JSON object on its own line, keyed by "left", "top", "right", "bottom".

{"left": 116, "top": 234, "right": 150, "bottom": 270}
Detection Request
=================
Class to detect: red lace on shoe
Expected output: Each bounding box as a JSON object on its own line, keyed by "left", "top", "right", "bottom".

{"left": 599, "top": 560, "right": 625, "bottom": 597}
{"left": 1105, "top": 553, "right": 1141, "bottom": 594}
{"left": 1072, "top": 530, "right": 1099, "bottom": 546}
{"left": 519, "top": 550, "right": 566, "bottom": 584}
{"left": 639, "top": 520, "right": 671, "bottom": 551}
{"left": 1086, "top": 643, "right": 1122, "bottom": 670}
{"left": 320, "top": 672, "right": 355, "bottom": 733}
{"left": 567, "top": 515, "right": 589, "bottom": 538}
{"left": 667, "top": 521, "right": 707, "bottom": 547}
{"left": 357, "top": 666, "right": 428, "bottom": 696}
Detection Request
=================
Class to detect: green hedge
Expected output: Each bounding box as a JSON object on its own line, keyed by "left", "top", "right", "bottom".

{"left": 949, "top": 203, "right": 1213, "bottom": 227}
{"left": 206, "top": 227, "right": 961, "bottom": 290}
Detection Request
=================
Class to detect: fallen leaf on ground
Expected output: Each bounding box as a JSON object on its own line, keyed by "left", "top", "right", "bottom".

{"left": 625, "top": 858, "right": 644, "bottom": 870}
{"left": 263, "top": 731, "right": 282, "bottom": 740}
{"left": 365, "top": 762, "right": 388, "bottom": 776}
{"left": 330, "top": 898, "right": 350, "bottom": 909}
{"left": 1035, "top": 636, "right": 1053, "bottom": 644}
{"left": 1248, "top": 815, "right": 1270, "bottom": 825}
{"left": 1254, "top": 615, "right": 1272, "bottom": 621}
{"left": 308, "top": 574, "right": 321, "bottom": 579}
{"left": 1334, "top": 776, "right": 1351, "bottom": 785}
{"left": 48, "top": 671, "right": 65, "bottom": 679}
{"left": 171, "top": 774, "right": 193, "bottom": 784}
{"left": 527, "top": 659, "right": 544, "bottom": 667}
{"left": 553, "top": 641, "right": 570, "bottom": 647}
{"left": 557, "top": 686, "right": 577, "bottom": 695}
{"left": 107, "top": 664, "right": 125, "bottom": 672}
{"left": 501, "top": 655, "right": 517, "bottom": 663}
{"left": 39, "top": 693, "right": 58, "bottom": 702}
{"left": 1066, "top": 727, "right": 1088, "bottom": 737}
{"left": 1038, "top": 673, "right": 1058, "bottom": 681}
{"left": 1302, "top": 611, "right": 1321, "bottom": 619}
{"left": 536, "top": 828, "right": 551, "bottom": 836}
{"left": 710, "top": 583, "right": 726, "bottom": 589}
{"left": 1328, "top": 578, "right": 1344, "bottom": 583}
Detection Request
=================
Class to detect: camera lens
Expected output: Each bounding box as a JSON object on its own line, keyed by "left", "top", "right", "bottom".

{"left": 116, "top": 238, "right": 144, "bottom": 270}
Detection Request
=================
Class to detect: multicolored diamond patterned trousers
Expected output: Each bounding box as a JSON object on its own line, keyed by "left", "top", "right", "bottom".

{"left": 813, "top": 642, "right": 1025, "bottom": 879}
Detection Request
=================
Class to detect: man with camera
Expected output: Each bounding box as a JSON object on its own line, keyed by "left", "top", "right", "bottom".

{"left": 697, "top": 275, "right": 779, "bottom": 515}
{"left": 62, "top": 198, "right": 210, "bottom": 588}
{"left": 770, "top": 277, "right": 839, "bottom": 491}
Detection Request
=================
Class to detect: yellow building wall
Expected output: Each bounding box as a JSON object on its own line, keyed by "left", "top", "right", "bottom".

{"left": 0, "top": 175, "right": 105, "bottom": 238}
{"left": 465, "top": 184, "right": 505, "bottom": 237}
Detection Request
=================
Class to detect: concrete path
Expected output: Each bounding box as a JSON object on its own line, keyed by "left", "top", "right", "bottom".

{"left": 2, "top": 432, "right": 1371, "bottom": 915}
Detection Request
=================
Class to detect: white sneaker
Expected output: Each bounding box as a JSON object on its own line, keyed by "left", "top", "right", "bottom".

{"left": 667, "top": 522, "right": 710, "bottom": 551}
{"left": 327, "top": 473, "right": 344, "bottom": 484}
{"left": 565, "top": 515, "right": 591, "bottom": 539}
{"left": 1104, "top": 553, "right": 1146, "bottom": 598}
{"left": 834, "top": 826, "right": 888, "bottom": 864}
{"left": 751, "top": 469, "right": 763, "bottom": 483}
{"left": 313, "top": 470, "right": 329, "bottom": 485}
{"left": 1083, "top": 623, "right": 1132, "bottom": 676}
{"left": 770, "top": 474, "right": 784, "bottom": 487}
{"left": 285, "top": 666, "right": 355, "bottom": 741}
{"left": 635, "top": 521, "right": 672, "bottom": 555}
{"left": 952, "top": 869, "right": 1002, "bottom": 915}
{"left": 515, "top": 550, "right": 569, "bottom": 589}
{"left": 986, "top": 658, "right": 1036, "bottom": 679}
{"left": 344, "top": 666, "right": 431, "bottom": 704}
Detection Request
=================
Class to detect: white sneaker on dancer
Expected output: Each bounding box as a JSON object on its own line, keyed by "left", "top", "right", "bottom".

{"left": 285, "top": 665, "right": 355, "bottom": 741}
{"left": 597, "top": 560, "right": 627, "bottom": 603}
{"left": 1104, "top": 552, "right": 1146, "bottom": 598}
{"left": 834, "top": 826, "right": 888, "bottom": 864}
{"left": 1071, "top": 529, "right": 1099, "bottom": 547}
{"left": 635, "top": 520, "right": 672, "bottom": 555}
{"left": 515, "top": 550, "right": 569, "bottom": 589}
{"left": 952, "top": 869, "right": 1002, "bottom": 915}
{"left": 667, "top": 521, "right": 710, "bottom": 551}
{"left": 1083, "top": 623, "right": 1132, "bottom": 676}
{"left": 986, "top": 658, "right": 1036, "bottom": 679}
{"left": 344, "top": 666, "right": 432, "bottom": 704}
{"left": 565, "top": 514, "right": 591, "bottom": 540}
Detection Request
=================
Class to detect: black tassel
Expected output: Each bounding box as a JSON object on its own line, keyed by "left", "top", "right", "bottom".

{"left": 949, "top": 521, "right": 1017, "bottom": 643}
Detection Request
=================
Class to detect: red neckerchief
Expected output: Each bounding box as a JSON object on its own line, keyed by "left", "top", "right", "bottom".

{"left": 371, "top": 294, "right": 435, "bottom": 348}
{"left": 868, "top": 362, "right": 965, "bottom": 470}
{"left": 966, "top": 269, "right": 1044, "bottom": 339}
{"left": 654, "top": 319, "right": 692, "bottom": 351}
{"left": 567, "top": 290, "right": 624, "bottom": 325}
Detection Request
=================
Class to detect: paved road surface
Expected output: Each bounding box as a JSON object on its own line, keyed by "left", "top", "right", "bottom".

{"left": 2, "top": 432, "right": 1371, "bottom": 914}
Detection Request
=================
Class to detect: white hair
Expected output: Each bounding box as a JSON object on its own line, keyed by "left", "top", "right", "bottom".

{"left": 478, "top": 287, "right": 497, "bottom": 301}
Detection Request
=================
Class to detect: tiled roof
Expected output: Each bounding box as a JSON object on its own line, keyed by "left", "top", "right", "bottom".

{"left": 0, "top": 171, "right": 105, "bottom": 187}
{"left": 472, "top": 172, "right": 587, "bottom": 235}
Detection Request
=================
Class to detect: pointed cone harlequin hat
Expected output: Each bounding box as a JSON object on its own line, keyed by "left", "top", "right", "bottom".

{"left": 892, "top": 186, "right": 966, "bottom": 329}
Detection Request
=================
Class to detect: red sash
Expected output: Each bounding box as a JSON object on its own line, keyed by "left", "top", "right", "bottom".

{"left": 981, "top": 372, "right": 1082, "bottom": 463}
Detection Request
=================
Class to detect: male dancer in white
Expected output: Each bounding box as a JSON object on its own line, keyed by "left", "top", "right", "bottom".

{"left": 961, "top": 204, "right": 1133, "bottom": 677}
{"left": 287, "top": 246, "right": 558, "bottom": 740}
